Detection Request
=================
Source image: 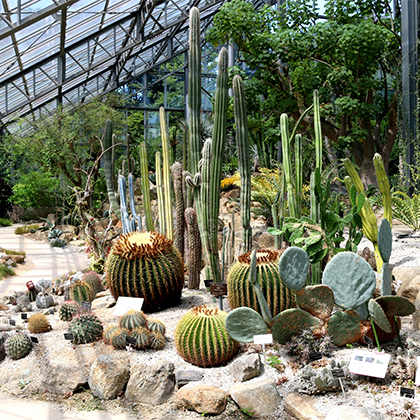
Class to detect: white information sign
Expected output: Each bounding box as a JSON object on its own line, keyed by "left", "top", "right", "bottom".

{"left": 348, "top": 350, "right": 391, "bottom": 379}
{"left": 415, "top": 356, "right": 420, "bottom": 386}
{"left": 253, "top": 334, "right": 273, "bottom": 345}
{"left": 113, "top": 297, "right": 144, "bottom": 316}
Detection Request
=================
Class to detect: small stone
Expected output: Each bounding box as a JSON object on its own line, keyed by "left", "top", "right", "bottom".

{"left": 174, "top": 385, "right": 227, "bottom": 415}
{"left": 229, "top": 353, "right": 261, "bottom": 382}
{"left": 91, "top": 294, "right": 116, "bottom": 310}
{"left": 284, "top": 393, "right": 323, "bottom": 420}
{"left": 175, "top": 370, "right": 204, "bottom": 387}
{"left": 229, "top": 379, "right": 282, "bottom": 418}
{"left": 9, "top": 254, "right": 25, "bottom": 264}
{"left": 325, "top": 405, "right": 391, "bottom": 420}
{"left": 0, "top": 303, "right": 9, "bottom": 311}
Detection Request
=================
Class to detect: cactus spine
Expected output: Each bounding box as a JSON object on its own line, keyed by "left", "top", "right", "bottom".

{"left": 149, "top": 331, "right": 166, "bottom": 350}
{"left": 82, "top": 271, "right": 105, "bottom": 296}
{"left": 140, "top": 143, "right": 154, "bottom": 231}
{"left": 109, "top": 328, "right": 130, "bottom": 349}
{"left": 69, "top": 312, "right": 103, "bottom": 344}
{"left": 103, "top": 323, "right": 119, "bottom": 344}
{"left": 159, "top": 106, "right": 174, "bottom": 240}
{"left": 156, "top": 151, "right": 166, "bottom": 234}
{"left": 28, "top": 313, "right": 52, "bottom": 333}
{"left": 185, "top": 207, "right": 201, "bottom": 289}
{"left": 129, "top": 326, "right": 151, "bottom": 350}
{"left": 175, "top": 305, "right": 239, "bottom": 367}
{"left": 171, "top": 162, "right": 185, "bottom": 257}
{"left": 233, "top": 75, "right": 252, "bottom": 252}
{"left": 119, "top": 310, "right": 148, "bottom": 330}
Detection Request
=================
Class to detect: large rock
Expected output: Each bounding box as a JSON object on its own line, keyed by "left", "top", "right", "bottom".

{"left": 91, "top": 293, "right": 116, "bottom": 310}
{"left": 284, "top": 393, "right": 324, "bottom": 420}
{"left": 229, "top": 353, "right": 261, "bottom": 382}
{"left": 88, "top": 354, "right": 130, "bottom": 400}
{"left": 412, "top": 290, "right": 420, "bottom": 330}
{"left": 175, "top": 370, "right": 204, "bottom": 388}
{"left": 125, "top": 360, "right": 175, "bottom": 405}
{"left": 394, "top": 267, "right": 420, "bottom": 302}
{"left": 325, "top": 405, "right": 390, "bottom": 420}
{"left": 254, "top": 232, "right": 275, "bottom": 249}
{"left": 40, "top": 347, "right": 90, "bottom": 394}
{"left": 174, "top": 385, "right": 228, "bottom": 415}
{"left": 229, "top": 379, "right": 281, "bottom": 418}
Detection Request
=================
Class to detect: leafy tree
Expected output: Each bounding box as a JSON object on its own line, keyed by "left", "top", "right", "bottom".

{"left": 208, "top": 0, "right": 400, "bottom": 186}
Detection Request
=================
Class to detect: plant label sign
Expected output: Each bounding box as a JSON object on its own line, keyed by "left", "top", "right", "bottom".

{"left": 21, "top": 313, "right": 28, "bottom": 320}
{"left": 253, "top": 334, "right": 273, "bottom": 345}
{"left": 400, "top": 386, "right": 415, "bottom": 399}
{"left": 30, "top": 336, "right": 39, "bottom": 344}
{"left": 210, "top": 282, "right": 227, "bottom": 297}
{"left": 9, "top": 319, "right": 16, "bottom": 326}
{"left": 348, "top": 350, "right": 391, "bottom": 379}
{"left": 64, "top": 333, "right": 74, "bottom": 341}
{"left": 113, "top": 297, "right": 144, "bottom": 316}
{"left": 331, "top": 368, "right": 346, "bottom": 379}
{"left": 81, "top": 302, "right": 92, "bottom": 311}
{"left": 309, "top": 352, "right": 322, "bottom": 362}
{"left": 126, "top": 336, "right": 137, "bottom": 346}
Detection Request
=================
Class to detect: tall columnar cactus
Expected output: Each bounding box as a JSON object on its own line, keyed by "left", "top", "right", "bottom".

{"left": 69, "top": 312, "right": 103, "bottom": 344}
{"left": 227, "top": 249, "right": 295, "bottom": 318}
{"left": 378, "top": 218, "right": 393, "bottom": 295}
{"left": 128, "top": 173, "right": 142, "bottom": 231}
{"left": 156, "top": 151, "right": 166, "bottom": 235}
{"left": 175, "top": 305, "right": 239, "bottom": 368}
{"left": 185, "top": 207, "right": 202, "bottom": 289}
{"left": 159, "top": 106, "right": 174, "bottom": 240}
{"left": 200, "top": 138, "right": 212, "bottom": 263}
{"left": 103, "top": 119, "right": 121, "bottom": 220}
{"left": 171, "top": 162, "right": 185, "bottom": 257}
{"left": 233, "top": 75, "right": 252, "bottom": 252}
{"left": 207, "top": 47, "right": 229, "bottom": 282}
{"left": 118, "top": 174, "right": 130, "bottom": 234}
{"left": 295, "top": 133, "right": 303, "bottom": 213}
{"left": 140, "top": 143, "right": 154, "bottom": 231}
{"left": 5, "top": 333, "right": 32, "bottom": 360}
{"left": 105, "top": 231, "right": 184, "bottom": 312}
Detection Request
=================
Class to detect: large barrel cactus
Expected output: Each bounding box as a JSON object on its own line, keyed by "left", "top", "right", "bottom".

{"left": 175, "top": 305, "right": 239, "bottom": 368}
{"left": 106, "top": 231, "right": 184, "bottom": 313}
{"left": 227, "top": 249, "right": 295, "bottom": 317}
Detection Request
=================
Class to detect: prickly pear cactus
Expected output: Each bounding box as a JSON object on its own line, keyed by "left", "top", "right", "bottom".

{"left": 326, "top": 310, "right": 362, "bottom": 346}
{"left": 295, "top": 285, "right": 335, "bottom": 320}
{"left": 225, "top": 307, "right": 269, "bottom": 343}
{"left": 4, "top": 333, "right": 32, "bottom": 360}
{"left": 278, "top": 246, "right": 310, "bottom": 292}
{"left": 378, "top": 218, "right": 392, "bottom": 295}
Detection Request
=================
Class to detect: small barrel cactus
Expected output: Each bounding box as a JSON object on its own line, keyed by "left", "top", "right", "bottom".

{"left": 68, "top": 312, "right": 103, "bottom": 344}
{"left": 128, "top": 326, "right": 151, "bottom": 350}
{"left": 5, "top": 333, "right": 32, "bottom": 360}
{"left": 175, "top": 305, "right": 239, "bottom": 368}
{"left": 81, "top": 271, "right": 105, "bottom": 296}
{"left": 227, "top": 249, "right": 295, "bottom": 317}
{"left": 119, "top": 310, "right": 148, "bottom": 331}
{"left": 59, "top": 300, "right": 81, "bottom": 322}
{"left": 105, "top": 231, "right": 184, "bottom": 313}
{"left": 103, "top": 323, "right": 120, "bottom": 344}
{"left": 149, "top": 331, "right": 166, "bottom": 350}
{"left": 109, "top": 328, "right": 130, "bottom": 349}
{"left": 68, "top": 280, "right": 95, "bottom": 304}
{"left": 147, "top": 319, "right": 166, "bottom": 335}
{"left": 28, "top": 313, "right": 52, "bottom": 334}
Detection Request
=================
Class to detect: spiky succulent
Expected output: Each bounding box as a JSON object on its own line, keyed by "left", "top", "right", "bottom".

{"left": 149, "top": 331, "right": 166, "bottom": 350}
{"left": 119, "top": 310, "right": 148, "bottom": 331}
{"left": 28, "top": 313, "right": 52, "bottom": 334}
{"left": 175, "top": 305, "right": 239, "bottom": 368}
{"left": 147, "top": 319, "right": 166, "bottom": 335}
{"left": 68, "top": 312, "right": 103, "bottom": 344}
{"left": 128, "top": 326, "right": 151, "bottom": 350}
{"left": 103, "top": 323, "right": 119, "bottom": 345}
{"left": 4, "top": 333, "right": 32, "bottom": 360}
{"left": 109, "top": 328, "right": 130, "bottom": 349}
{"left": 81, "top": 271, "right": 105, "bottom": 296}
{"left": 58, "top": 300, "right": 81, "bottom": 322}
{"left": 105, "top": 231, "right": 184, "bottom": 312}
{"left": 227, "top": 249, "right": 295, "bottom": 317}
{"left": 68, "top": 280, "right": 95, "bottom": 304}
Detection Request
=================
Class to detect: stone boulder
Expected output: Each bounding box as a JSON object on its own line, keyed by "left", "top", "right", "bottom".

{"left": 228, "top": 353, "right": 261, "bottom": 382}
{"left": 89, "top": 354, "right": 130, "bottom": 400}
{"left": 394, "top": 267, "right": 420, "bottom": 302}
{"left": 125, "top": 360, "right": 175, "bottom": 405}
{"left": 229, "top": 379, "right": 282, "bottom": 418}
{"left": 325, "top": 405, "right": 390, "bottom": 420}
{"left": 174, "top": 384, "right": 228, "bottom": 415}
{"left": 284, "top": 393, "right": 324, "bottom": 420}
{"left": 175, "top": 370, "right": 204, "bottom": 388}
{"left": 91, "top": 292, "right": 116, "bottom": 310}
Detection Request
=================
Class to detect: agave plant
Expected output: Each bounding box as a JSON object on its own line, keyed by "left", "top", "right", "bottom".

{"left": 391, "top": 192, "right": 420, "bottom": 231}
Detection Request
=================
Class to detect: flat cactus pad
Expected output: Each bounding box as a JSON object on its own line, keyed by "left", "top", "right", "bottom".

{"left": 378, "top": 218, "right": 392, "bottom": 262}
{"left": 374, "top": 295, "right": 415, "bottom": 317}
{"left": 327, "top": 310, "right": 362, "bottom": 346}
{"left": 278, "top": 247, "right": 309, "bottom": 292}
{"left": 295, "top": 285, "right": 335, "bottom": 320}
{"left": 271, "top": 308, "right": 321, "bottom": 344}
{"left": 225, "top": 307, "right": 268, "bottom": 343}
{"left": 368, "top": 298, "right": 392, "bottom": 333}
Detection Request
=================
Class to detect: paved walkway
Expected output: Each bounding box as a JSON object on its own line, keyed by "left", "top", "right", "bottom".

{"left": 0, "top": 225, "right": 90, "bottom": 294}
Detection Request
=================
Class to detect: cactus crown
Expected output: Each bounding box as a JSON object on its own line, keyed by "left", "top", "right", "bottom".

{"left": 111, "top": 231, "right": 173, "bottom": 260}
{"left": 238, "top": 249, "right": 280, "bottom": 265}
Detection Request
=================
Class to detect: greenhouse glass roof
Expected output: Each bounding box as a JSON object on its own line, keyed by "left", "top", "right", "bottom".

{"left": 1, "top": 0, "right": 268, "bottom": 134}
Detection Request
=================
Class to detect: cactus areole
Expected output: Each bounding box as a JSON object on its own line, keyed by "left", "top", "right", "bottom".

{"left": 106, "top": 231, "right": 184, "bottom": 313}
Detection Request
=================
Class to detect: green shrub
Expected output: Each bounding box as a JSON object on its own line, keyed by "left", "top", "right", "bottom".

{"left": 0, "top": 218, "right": 12, "bottom": 227}
{"left": 15, "top": 224, "right": 39, "bottom": 235}
{"left": 0, "top": 263, "right": 15, "bottom": 280}
{"left": 9, "top": 171, "right": 60, "bottom": 209}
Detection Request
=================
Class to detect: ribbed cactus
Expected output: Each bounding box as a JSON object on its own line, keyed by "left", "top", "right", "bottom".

{"left": 129, "top": 326, "right": 151, "bottom": 350}
{"left": 156, "top": 152, "right": 166, "bottom": 235}
{"left": 119, "top": 310, "right": 148, "bottom": 330}
{"left": 185, "top": 207, "right": 202, "bottom": 289}
{"left": 140, "top": 143, "right": 154, "bottom": 231}
{"left": 171, "top": 162, "right": 185, "bottom": 257}
{"left": 5, "top": 333, "right": 32, "bottom": 360}
{"left": 149, "top": 331, "right": 166, "bottom": 350}
{"left": 373, "top": 153, "right": 392, "bottom": 227}
{"left": 26, "top": 288, "right": 38, "bottom": 303}
{"left": 103, "top": 323, "right": 119, "bottom": 344}
{"left": 105, "top": 231, "right": 184, "bottom": 312}
{"left": 69, "top": 280, "right": 95, "bottom": 304}
{"left": 227, "top": 249, "right": 295, "bottom": 318}
{"left": 81, "top": 271, "right": 105, "bottom": 297}
{"left": 109, "top": 328, "right": 130, "bottom": 349}
{"left": 59, "top": 300, "right": 81, "bottom": 322}
{"left": 69, "top": 312, "right": 103, "bottom": 344}
{"left": 175, "top": 305, "right": 239, "bottom": 367}
{"left": 378, "top": 218, "right": 392, "bottom": 296}
{"left": 233, "top": 75, "right": 252, "bottom": 252}
{"left": 28, "top": 313, "right": 52, "bottom": 334}
{"left": 147, "top": 319, "right": 166, "bottom": 335}
{"left": 200, "top": 138, "right": 212, "bottom": 272}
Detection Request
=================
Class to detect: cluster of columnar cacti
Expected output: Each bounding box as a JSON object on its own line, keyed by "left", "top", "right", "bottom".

{"left": 226, "top": 249, "right": 295, "bottom": 317}
{"left": 175, "top": 305, "right": 239, "bottom": 367}
{"left": 105, "top": 310, "right": 166, "bottom": 351}
{"left": 4, "top": 333, "right": 32, "bottom": 360}
{"left": 225, "top": 247, "right": 415, "bottom": 347}
{"left": 59, "top": 300, "right": 81, "bottom": 321}
{"left": 68, "top": 312, "right": 103, "bottom": 344}
{"left": 68, "top": 280, "right": 95, "bottom": 304}
{"left": 28, "top": 313, "right": 52, "bottom": 334}
{"left": 105, "top": 231, "right": 184, "bottom": 312}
